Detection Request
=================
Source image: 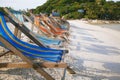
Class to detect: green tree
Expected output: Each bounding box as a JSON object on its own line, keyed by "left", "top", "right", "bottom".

{"left": 33, "top": 0, "right": 120, "bottom": 20}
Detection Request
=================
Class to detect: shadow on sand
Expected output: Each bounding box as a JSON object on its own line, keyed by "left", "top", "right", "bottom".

{"left": 85, "top": 44, "right": 120, "bottom": 55}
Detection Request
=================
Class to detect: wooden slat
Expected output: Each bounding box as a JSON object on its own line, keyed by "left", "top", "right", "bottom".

{"left": 4, "top": 8, "right": 22, "bottom": 39}
{"left": 17, "top": 30, "right": 22, "bottom": 39}
{"left": 4, "top": 8, "right": 22, "bottom": 24}
{"left": 0, "top": 63, "right": 32, "bottom": 68}
{"left": 23, "top": 14, "right": 33, "bottom": 23}
{"left": 0, "top": 62, "right": 67, "bottom": 68}
{"left": 39, "top": 62, "right": 67, "bottom": 68}
{"left": 14, "top": 27, "right": 19, "bottom": 36}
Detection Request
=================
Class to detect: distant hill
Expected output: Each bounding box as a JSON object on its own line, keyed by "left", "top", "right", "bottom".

{"left": 34, "top": 0, "right": 120, "bottom": 20}
{"left": 34, "top": 0, "right": 95, "bottom": 18}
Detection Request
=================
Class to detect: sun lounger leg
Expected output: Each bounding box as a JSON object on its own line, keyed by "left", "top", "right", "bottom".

{"left": 61, "top": 68, "right": 67, "bottom": 80}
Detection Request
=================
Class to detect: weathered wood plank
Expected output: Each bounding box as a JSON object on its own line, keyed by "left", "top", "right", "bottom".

{"left": 39, "top": 62, "right": 67, "bottom": 68}
{"left": 0, "top": 62, "right": 67, "bottom": 68}
{"left": 0, "top": 63, "right": 32, "bottom": 68}
{"left": 14, "top": 27, "right": 19, "bottom": 36}
{"left": 17, "top": 30, "right": 22, "bottom": 39}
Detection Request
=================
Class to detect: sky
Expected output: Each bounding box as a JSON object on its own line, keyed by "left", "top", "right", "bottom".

{"left": 0, "top": 0, "right": 47, "bottom": 10}
{"left": 0, "top": 0, "right": 120, "bottom": 10}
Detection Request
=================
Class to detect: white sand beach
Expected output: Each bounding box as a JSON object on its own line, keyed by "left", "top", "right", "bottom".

{"left": 0, "top": 20, "right": 120, "bottom": 80}
{"left": 67, "top": 20, "right": 120, "bottom": 80}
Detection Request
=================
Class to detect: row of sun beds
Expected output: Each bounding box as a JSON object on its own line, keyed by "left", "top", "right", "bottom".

{"left": 0, "top": 8, "right": 75, "bottom": 80}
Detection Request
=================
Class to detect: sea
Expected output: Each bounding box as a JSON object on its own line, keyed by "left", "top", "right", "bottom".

{"left": 93, "top": 24, "right": 120, "bottom": 31}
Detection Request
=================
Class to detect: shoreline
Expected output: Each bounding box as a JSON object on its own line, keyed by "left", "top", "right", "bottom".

{"left": 72, "top": 19, "right": 120, "bottom": 24}
{"left": 90, "top": 23, "right": 120, "bottom": 31}
{"left": 69, "top": 19, "right": 120, "bottom": 31}
{"left": 87, "top": 20, "right": 120, "bottom": 24}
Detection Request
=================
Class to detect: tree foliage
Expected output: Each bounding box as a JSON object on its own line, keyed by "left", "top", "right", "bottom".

{"left": 0, "top": 0, "right": 119, "bottom": 20}
{"left": 34, "top": 0, "right": 120, "bottom": 20}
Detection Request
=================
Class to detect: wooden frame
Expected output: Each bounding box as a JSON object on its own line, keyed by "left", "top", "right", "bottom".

{"left": 1, "top": 8, "right": 75, "bottom": 80}
{"left": 0, "top": 36, "right": 75, "bottom": 80}
{"left": 4, "top": 8, "right": 47, "bottom": 48}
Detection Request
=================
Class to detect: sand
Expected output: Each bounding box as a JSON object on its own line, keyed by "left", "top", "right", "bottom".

{"left": 68, "top": 20, "right": 120, "bottom": 80}
{"left": 0, "top": 20, "right": 120, "bottom": 80}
